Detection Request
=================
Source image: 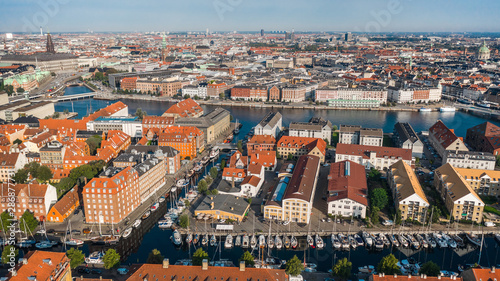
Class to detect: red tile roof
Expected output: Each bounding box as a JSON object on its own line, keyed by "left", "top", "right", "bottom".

{"left": 429, "top": 120, "right": 462, "bottom": 149}
{"left": 327, "top": 160, "right": 368, "bottom": 205}
{"left": 335, "top": 143, "right": 412, "bottom": 160}
{"left": 9, "top": 251, "right": 70, "bottom": 281}
{"left": 283, "top": 155, "right": 320, "bottom": 202}
{"left": 163, "top": 98, "right": 203, "bottom": 117}
{"left": 278, "top": 136, "right": 326, "bottom": 155}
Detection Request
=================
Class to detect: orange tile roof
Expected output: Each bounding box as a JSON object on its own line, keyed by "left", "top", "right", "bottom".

{"left": 9, "top": 251, "right": 70, "bottom": 281}
{"left": 163, "top": 98, "right": 203, "bottom": 117}
{"left": 278, "top": 136, "right": 326, "bottom": 155}
{"left": 248, "top": 134, "right": 276, "bottom": 144}
{"left": 336, "top": 143, "right": 413, "bottom": 160}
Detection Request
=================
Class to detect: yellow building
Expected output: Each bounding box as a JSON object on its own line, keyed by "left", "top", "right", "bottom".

{"left": 277, "top": 136, "right": 326, "bottom": 163}
{"left": 434, "top": 164, "right": 485, "bottom": 222}
{"left": 455, "top": 168, "right": 500, "bottom": 197}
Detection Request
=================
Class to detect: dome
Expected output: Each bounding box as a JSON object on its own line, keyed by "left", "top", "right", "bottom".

{"left": 479, "top": 41, "right": 490, "bottom": 54}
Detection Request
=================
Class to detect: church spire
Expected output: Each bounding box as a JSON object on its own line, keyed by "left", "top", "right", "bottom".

{"left": 46, "top": 32, "right": 55, "bottom": 54}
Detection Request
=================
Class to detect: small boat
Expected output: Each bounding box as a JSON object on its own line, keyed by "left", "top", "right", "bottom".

{"left": 224, "top": 234, "right": 233, "bottom": 248}
{"left": 202, "top": 234, "right": 209, "bottom": 246}
{"left": 406, "top": 234, "right": 420, "bottom": 249}
{"left": 331, "top": 234, "right": 341, "bottom": 250}
{"left": 338, "top": 234, "right": 349, "bottom": 250}
{"left": 242, "top": 235, "right": 249, "bottom": 248}
{"left": 267, "top": 235, "right": 274, "bottom": 249}
{"left": 158, "top": 219, "right": 173, "bottom": 229}
{"left": 210, "top": 235, "right": 217, "bottom": 247}
{"left": 304, "top": 263, "right": 317, "bottom": 273}
{"left": 250, "top": 235, "right": 257, "bottom": 248}
{"left": 259, "top": 235, "right": 266, "bottom": 248}
{"left": 307, "top": 235, "right": 314, "bottom": 248}
{"left": 159, "top": 196, "right": 166, "bottom": 203}
{"left": 443, "top": 233, "right": 457, "bottom": 248}
{"left": 388, "top": 234, "right": 399, "bottom": 247}
{"left": 122, "top": 228, "right": 133, "bottom": 238}
{"left": 419, "top": 107, "right": 432, "bottom": 112}
{"left": 210, "top": 146, "right": 220, "bottom": 159}
{"left": 398, "top": 234, "right": 409, "bottom": 248}
{"left": 65, "top": 238, "right": 84, "bottom": 246}
{"left": 284, "top": 236, "right": 290, "bottom": 249}
{"left": 186, "top": 233, "right": 193, "bottom": 244}
{"left": 176, "top": 179, "right": 189, "bottom": 188}
{"left": 291, "top": 235, "right": 298, "bottom": 249}
{"left": 433, "top": 233, "right": 448, "bottom": 248}
{"left": 201, "top": 156, "right": 209, "bottom": 165}
{"left": 315, "top": 234, "right": 324, "bottom": 249}
{"left": 151, "top": 202, "right": 160, "bottom": 212}
{"left": 348, "top": 235, "right": 357, "bottom": 249}
{"left": 362, "top": 232, "right": 373, "bottom": 247}
{"left": 85, "top": 251, "right": 104, "bottom": 264}
{"left": 194, "top": 163, "right": 203, "bottom": 172}
{"left": 132, "top": 219, "right": 141, "bottom": 228}
{"left": 17, "top": 239, "right": 36, "bottom": 248}
{"left": 354, "top": 234, "right": 364, "bottom": 247}
{"left": 187, "top": 169, "right": 195, "bottom": 178}
{"left": 142, "top": 211, "right": 151, "bottom": 220}
{"left": 440, "top": 106, "right": 456, "bottom": 112}
{"left": 358, "top": 265, "right": 376, "bottom": 274}
{"left": 172, "top": 230, "right": 182, "bottom": 246}
{"left": 373, "top": 234, "right": 384, "bottom": 250}
{"left": 193, "top": 234, "right": 199, "bottom": 245}
{"left": 35, "top": 241, "right": 54, "bottom": 249}
{"left": 235, "top": 235, "right": 241, "bottom": 247}
{"left": 275, "top": 235, "right": 283, "bottom": 249}
{"left": 458, "top": 98, "right": 472, "bottom": 105}
{"left": 415, "top": 234, "right": 428, "bottom": 248}
{"left": 466, "top": 233, "right": 481, "bottom": 247}
{"left": 477, "top": 102, "right": 491, "bottom": 108}
{"left": 452, "top": 234, "right": 465, "bottom": 248}
{"left": 425, "top": 233, "right": 436, "bottom": 248}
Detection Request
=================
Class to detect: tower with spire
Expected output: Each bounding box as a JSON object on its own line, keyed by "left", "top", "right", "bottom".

{"left": 46, "top": 32, "right": 55, "bottom": 54}
{"left": 161, "top": 34, "right": 167, "bottom": 62}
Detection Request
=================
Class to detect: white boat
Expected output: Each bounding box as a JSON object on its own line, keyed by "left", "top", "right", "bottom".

{"left": 315, "top": 234, "right": 324, "bottom": 249}
{"left": 85, "top": 251, "right": 104, "bottom": 264}
{"left": 151, "top": 202, "right": 160, "bottom": 212}
{"left": 419, "top": 107, "right": 432, "bottom": 112}
{"left": 186, "top": 233, "right": 193, "bottom": 244}
{"left": 159, "top": 196, "right": 165, "bottom": 203}
{"left": 202, "top": 234, "right": 209, "bottom": 246}
{"left": 224, "top": 234, "right": 233, "bottom": 248}
{"left": 440, "top": 106, "right": 456, "bottom": 112}
{"left": 250, "top": 235, "right": 257, "bottom": 248}
{"left": 210, "top": 235, "right": 217, "bottom": 247}
{"left": 354, "top": 234, "right": 364, "bottom": 247}
{"left": 176, "top": 179, "right": 189, "bottom": 188}
{"left": 142, "top": 211, "right": 151, "bottom": 220}
{"left": 235, "top": 235, "right": 242, "bottom": 247}
{"left": 291, "top": 235, "right": 298, "bottom": 249}
{"left": 259, "top": 235, "right": 266, "bottom": 248}
{"left": 362, "top": 231, "right": 373, "bottom": 247}
{"left": 201, "top": 156, "right": 209, "bottom": 165}
{"left": 275, "top": 235, "right": 283, "bottom": 249}
{"left": 210, "top": 146, "right": 220, "bottom": 159}
{"left": 132, "top": 219, "right": 141, "bottom": 228}
{"left": 304, "top": 263, "right": 317, "bottom": 273}
{"left": 122, "top": 228, "right": 133, "bottom": 238}
{"left": 477, "top": 102, "right": 491, "bottom": 108}
{"left": 242, "top": 235, "right": 249, "bottom": 248}
{"left": 267, "top": 235, "right": 274, "bottom": 249}
{"left": 284, "top": 236, "right": 291, "bottom": 249}
{"left": 466, "top": 233, "right": 481, "bottom": 247}
{"left": 172, "top": 230, "right": 182, "bottom": 246}
{"left": 65, "top": 238, "right": 84, "bottom": 246}
{"left": 331, "top": 234, "right": 341, "bottom": 249}
{"left": 358, "top": 265, "right": 376, "bottom": 274}
{"left": 306, "top": 235, "right": 314, "bottom": 248}
{"left": 158, "top": 220, "right": 173, "bottom": 229}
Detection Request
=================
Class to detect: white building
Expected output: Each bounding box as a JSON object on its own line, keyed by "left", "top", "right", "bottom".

{"left": 86, "top": 116, "right": 143, "bottom": 138}
{"left": 254, "top": 111, "right": 282, "bottom": 138}
{"left": 289, "top": 117, "right": 332, "bottom": 143}
{"left": 182, "top": 83, "right": 207, "bottom": 98}
{"left": 315, "top": 87, "right": 388, "bottom": 104}
{"left": 443, "top": 151, "right": 496, "bottom": 170}
{"left": 339, "top": 125, "right": 383, "bottom": 147}
{"left": 335, "top": 143, "right": 414, "bottom": 171}
{"left": 393, "top": 122, "right": 424, "bottom": 158}
{"left": 388, "top": 86, "right": 441, "bottom": 103}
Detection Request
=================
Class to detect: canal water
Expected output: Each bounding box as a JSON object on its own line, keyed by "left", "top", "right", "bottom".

{"left": 47, "top": 87, "right": 500, "bottom": 272}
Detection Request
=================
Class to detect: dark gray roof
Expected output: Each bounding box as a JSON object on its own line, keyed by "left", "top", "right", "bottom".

{"left": 394, "top": 122, "right": 419, "bottom": 143}
{"left": 290, "top": 117, "right": 332, "bottom": 131}
{"left": 126, "top": 145, "right": 179, "bottom": 158}
{"left": 216, "top": 180, "right": 240, "bottom": 193}
{"left": 12, "top": 116, "right": 39, "bottom": 126}
{"left": 195, "top": 194, "right": 249, "bottom": 216}
{"left": 1, "top": 53, "right": 78, "bottom": 62}
{"left": 133, "top": 157, "right": 161, "bottom": 177}
{"left": 75, "top": 130, "right": 103, "bottom": 138}
{"left": 257, "top": 111, "right": 282, "bottom": 128}
{"left": 114, "top": 153, "right": 142, "bottom": 164}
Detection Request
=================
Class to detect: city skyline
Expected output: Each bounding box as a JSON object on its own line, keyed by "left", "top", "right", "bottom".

{"left": 2, "top": 0, "right": 500, "bottom": 33}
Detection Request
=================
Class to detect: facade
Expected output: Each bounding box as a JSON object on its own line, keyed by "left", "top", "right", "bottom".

{"left": 7, "top": 251, "right": 72, "bottom": 281}
{"left": 316, "top": 87, "right": 388, "bottom": 104}
{"left": 120, "top": 77, "right": 138, "bottom": 91}
{"left": 443, "top": 151, "right": 496, "bottom": 170}
{"left": 465, "top": 122, "right": 500, "bottom": 155}
{"left": 370, "top": 273, "right": 461, "bottom": 281}
{"left": 12, "top": 101, "right": 55, "bottom": 120}
{"left": 158, "top": 126, "right": 204, "bottom": 159}
{"left": 335, "top": 143, "right": 414, "bottom": 171}
{"left": 388, "top": 86, "right": 441, "bottom": 103}
{"left": 207, "top": 82, "right": 228, "bottom": 99}
{"left": 269, "top": 85, "right": 280, "bottom": 101}
{"left": 0, "top": 183, "right": 57, "bottom": 220}
{"left": 126, "top": 145, "right": 181, "bottom": 175}
{"left": 230, "top": 85, "right": 268, "bottom": 101}
{"left": 175, "top": 107, "right": 230, "bottom": 144}
{"left": 455, "top": 168, "right": 500, "bottom": 197}
{"left": 194, "top": 194, "right": 250, "bottom": 222}
{"left": 0, "top": 152, "right": 27, "bottom": 182}
{"left": 83, "top": 167, "right": 140, "bottom": 224}
{"left": 339, "top": 125, "right": 383, "bottom": 147}
{"left": 264, "top": 155, "right": 320, "bottom": 223}
{"left": 281, "top": 85, "right": 306, "bottom": 102}
{"left": 393, "top": 122, "right": 424, "bottom": 158}
{"left": 428, "top": 120, "right": 468, "bottom": 158}
{"left": 327, "top": 160, "right": 368, "bottom": 218}
{"left": 388, "top": 160, "right": 429, "bottom": 223}
{"left": 277, "top": 136, "right": 326, "bottom": 163}
{"left": 247, "top": 135, "right": 276, "bottom": 155}
{"left": 40, "top": 141, "right": 65, "bottom": 169}
{"left": 46, "top": 187, "right": 80, "bottom": 223}
{"left": 327, "top": 99, "right": 380, "bottom": 108}
{"left": 434, "top": 163, "right": 484, "bottom": 222}
{"left": 86, "top": 116, "right": 142, "bottom": 138}
{"left": 255, "top": 111, "right": 282, "bottom": 137}
{"left": 134, "top": 157, "right": 166, "bottom": 204}
{"left": 478, "top": 41, "right": 491, "bottom": 60}
{"left": 289, "top": 117, "right": 333, "bottom": 143}
{"left": 182, "top": 83, "right": 208, "bottom": 98}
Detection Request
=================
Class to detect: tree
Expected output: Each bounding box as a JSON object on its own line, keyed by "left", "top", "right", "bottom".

{"left": 198, "top": 179, "right": 208, "bottom": 194}
{"left": 63, "top": 109, "right": 69, "bottom": 114}
{"left": 135, "top": 108, "right": 147, "bottom": 120}
{"left": 377, "top": 254, "right": 401, "bottom": 275}
{"left": 16, "top": 87, "right": 25, "bottom": 93}
{"left": 183, "top": 94, "right": 190, "bottom": 99}
{"left": 332, "top": 125, "right": 338, "bottom": 131}
{"left": 221, "top": 159, "right": 226, "bottom": 168}
{"left": 192, "top": 248, "right": 209, "bottom": 266}
{"left": 219, "top": 93, "right": 225, "bottom": 99}
{"left": 395, "top": 209, "right": 402, "bottom": 225}
{"left": 371, "top": 206, "right": 380, "bottom": 224}
{"left": 287, "top": 154, "right": 293, "bottom": 161}
{"left": 103, "top": 249, "right": 121, "bottom": 269}
{"left": 0, "top": 211, "right": 13, "bottom": 232}
{"left": 25, "top": 162, "right": 40, "bottom": 179}
{"left": 13, "top": 169, "right": 29, "bottom": 184}
{"left": 332, "top": 258, "right": 352, "bottom": 280}
{"left": 179, "top": 214, "right": 190, "bottom": 228}
{"left": 239, "top": 251, "right": 255, "bottom": 266}
{"left": 37, "top": 165, "right": 53, "bottom": 183}
{"left": 13, "top": 139, "right": 22, "bottom": 145}
{"left": 210, "top": 167, "right": 218, "bottom": 179}
{"left": 86, "top": 135, "right": 102, "bottom": 155}
{"left": 20, "top": 210, "right": 38, "bottom": 234}
{"left": 419, "top": 261, "right": 440, "bottom": 277}
{"left": 147, "top": 249, "right": 164, "bottom": 264}
{"left": 1, "top": 245, "right": 18, "bottom": 264}
{"left": 430, "top": 205, "right": 442, "bottom": 223}
{"left": 368, "top": 168, "right": 381, "bottom": 180}
{"left": 371, "top": 188, "right": 388, "bottom": 210}
{"left": 66, "top": 248, "right": 85, "bottom": 269}
{"left": 237, "top": 140, "right": 243, "bottom": 153}
{"left": 5, "top": 85, "right": 14, "bottom": 95}
{"left": 210, "top": 189, "right": 219, "bottom": 195}
{"left": 205, "top": 175, "right": 213, "bottom": 186}
{"left": 286, "top": 255, "right": 305, "bottom": 276}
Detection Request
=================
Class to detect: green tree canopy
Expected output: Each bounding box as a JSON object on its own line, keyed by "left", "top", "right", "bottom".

{"left": 285, "top": 255, "right": 305, "bottom": 276}
{"left": 377, "top": 254, "right": 401, "bottom": 275}
{"left": 371, "top": 188, "right": 388, "bottom": 209}
{"left": 13, "top": 139, "right": 22, "bottom": 145}
{"left": 237, "top": 140, "right": 243, "bottom": 153}
{"left": 192, "top": 248, "right": 209, "bottom": 266}
{"left": 198, "top": 179, "right": 208, "bottom": 194}
{"left": 20, "top": 210, "right": 38, "bottom": 234}
{"left": 103, "top": 249, "right": 121, "bottom": 269}
{"left": 371, "top": 206, "right": 380, "bottom": 224}
{"left": 86, "top": 135, "right": 102, "bottom": 155}
{"left": 239, "top": 251, "right": 255, "bottom": 266}
{"left": 13, "top": 169, "right": 29, "bottom": 184}
{"left": 0, "top": 211, "right": 13, "bottom": 232}
{"left": 1, "top": 245, "right": 18, "bottom": 264}
{"left": 66, "top": 248, "right": 85, "bottom": 269}
{"left": 135, "top": 108, "right": 147, "bottom": 120}
{"left": 179, "top": 214, "right": 190, "bottom": 228}
{"left": 368, "top": 168, "right": 381, "bottom": 180}
{"left": 221, "top": 159, "right": 226, "bottom": 168}
{"left": 37, "top": 165, "right": 53, "bottom": 183}
{"left": 210, "top": 167, "right": 218, "bottom": 179}
{"left": 419, "top": 261, "right": 440, "bottom": 277}
{"left": 205, "top": 175, "right": 213, "bottom": 186}
{"left": 332, "top": 258, "right": 352, "bottom": 280}
{"left": 147, "top": 249, "right": 164, "bottom": 264}
{"left": 25, "top": 162, "right": 40, "bottom": 179}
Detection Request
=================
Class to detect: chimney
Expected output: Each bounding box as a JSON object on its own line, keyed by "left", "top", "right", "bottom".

{"left": 394, "top": 274, "right": 397, "bottom": 278}
{"left": 379, "top": 274, "right": 383, "bottom": 277}
{"left": 22, "top": 258, "right": 28, "bottom": 264}
{"left": 424, "top": 275, "right": 427, "bottom": 279}
{"left": 240, "top": 261, "right": 245, "bottom": 271}
{"left": 492, "top": 267, "right": 496, "bottom": 273}
{"left": 211, "top": 202, "right": 214, "bottom": 210}
{"left": 163, "top": 258, "right": 169, "bottom": 269}
{"left": 11, "top": 270, "right": 17, "bottom": 276}
{"left": 438, "top": 276, "right": 441, "bottom": 280}
{"left": 202, "top": 259, "right": 208, "bottom": 270}
{"left": 100, "top": 277, "right": 102, "bottom": 280}
{"left": 408, "top": 275, "right": 411, "bottom": 279}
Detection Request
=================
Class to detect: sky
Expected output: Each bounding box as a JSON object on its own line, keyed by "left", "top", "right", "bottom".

{"left": 2, "top": 0, "right": 500, "bottom": 33}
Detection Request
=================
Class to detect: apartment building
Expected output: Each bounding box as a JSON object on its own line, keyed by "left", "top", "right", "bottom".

{"left": 443, "top": 151, "right": 496, "bottom": 170}
{"left": 86, "top": 116, "right": 142, "bottom": 138}
{"left": 40, "top": 141, "right": 65, "bottom": 169}
{"left": 175, "top": 108, "right": 230, "bottom": 144}
{"left": 126, "top": 145, "right": 181, "bottom": 175}
{"left": 289, "top": 117, "right": 333, "bottom": 143}
{"left": 255, "top": 111, "right": 282, "bottom": 138}
{"left": 7, "top": 251, "right": 72, "bottom": 281}
{"left": 465, "top": 122, "right": 500, "bottom": 155}
{"left": 388, "top": 160, "right": 429, "bottom": 222}
{"left": 158, "top": 126, "right": 204, "bottom": 159}
{"left": 230, "top": 85, "right": 268, "bottom": 101}
{"left": 455, "top": 168, "right": 500, "bottom": 197}
{"left": 428, "top": 120, "right": 468, "bottom": 158}
{"left": 0, "top": 152, "right": 27, "bottom": 182}
{"left": 264, "top": 155, "right": 320, "bottom": 223}
{"left": 277, "top": 136, "right": 326, "bottom": 163}
{"left": 393, "top": 122, "right": 424, "bottom": 158}
{"left": 162, "top": 98, "right": 204, "bottom": 118}
{"left": 388, "top": 86, "right": 441, "bottom": 103}
{"left": 315, "top": 87, "right": 388, "bottom": 104}
{"left": 339, "top": 125, "right": 383, "bottom": 147}
{"left": 281, "top": 85, "right": 306, "bottom": 102}
{"left": 134, "top": 157, "right": 166, "bottom": 204}
{"left": 434, "top": 163, "right": 484, "bottom": 222}
{"left": 207, "top": 82, "right": 229, "bottom": 99}
{"left": 335, "top": 143, "right": 414, "bottom": 171}
{"left": 327, "top": 160, "right": 368, "bottom": 218}
{"left": 0, "top": 183, "right": 57, "bottom": 220}
{"left": 246, "top": 135, "right": 276, "bottom": 155}
{"left": 83, "top": 167, "right": 140, "bottom": 224}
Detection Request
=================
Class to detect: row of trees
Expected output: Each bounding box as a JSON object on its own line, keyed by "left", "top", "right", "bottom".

{"left": 55, "top": 160, "right": 106, "bottom": 197}
{"left": 13, "top": 162, "right": 53, "bottom": 184}
{"left": 65, "top": 248, "right": 120, "bottom": 269}
{"left": 0, "top": 210, "right": 38, "bottom": 233}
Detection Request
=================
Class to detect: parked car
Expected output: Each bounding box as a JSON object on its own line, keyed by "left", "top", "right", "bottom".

{"left": 82, "top": 228, "right": 92, "bottom": 234}
{"left": 91, "top": 269, "right": 102, "bottom": 274}
{"left": 78, "top": 268, "right": 91, "bottom": 274}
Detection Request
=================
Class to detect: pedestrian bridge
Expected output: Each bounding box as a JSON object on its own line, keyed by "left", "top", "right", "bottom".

{"left": 54, "top": 92, "right": 98, "bottom": 102}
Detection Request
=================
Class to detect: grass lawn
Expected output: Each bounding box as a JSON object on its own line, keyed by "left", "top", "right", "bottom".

{"left": 383, "top": 135, "right": 395, "bottom": 147}
{"left": 484, "top": 205, "right": 500, "bottom": 216}
{"left": 480, "top": 195, "right": 498, "bottom": 205}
